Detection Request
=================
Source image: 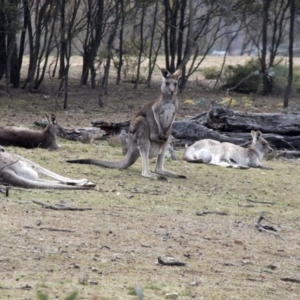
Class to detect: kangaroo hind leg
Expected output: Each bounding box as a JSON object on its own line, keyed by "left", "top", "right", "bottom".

{"left": 155, "top": 138, "right": 186, "bottom": 179}
{"left": 19, "top": 157, "right": 95, "bottom": 186}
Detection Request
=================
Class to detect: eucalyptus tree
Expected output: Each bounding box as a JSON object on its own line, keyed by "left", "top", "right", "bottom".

{"left": 283, "top": 0, "right": 295, "bottom": 109}
{"left": 161, "top": 0, "right": 247, "bottom": 88}
{"left": 22, "top": 0, "right": 60, "bottom": 91}
{"left": 0, "top": 0, "right": 23, "bottom": 90}
{"left": 243, "top": 0, "right": 292, "bottom": 95}
{"left": 55, "top": 0, "right": 85, "bottom": 109}
{"left": 80, "top": 0, "right": 104, "bottom": 87}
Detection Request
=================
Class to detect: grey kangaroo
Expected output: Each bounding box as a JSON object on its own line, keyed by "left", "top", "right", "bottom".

{"left": 0, "top": 114, "right": 65, "bottom": 150}
{"left": 67, "top": 69, "right": 186, "bottom": 180}
{"left": 0, "top": 150, "right": 95, "bottom": 189}
{"left": 184, "top": 130, "right": 273, "bottom": 169}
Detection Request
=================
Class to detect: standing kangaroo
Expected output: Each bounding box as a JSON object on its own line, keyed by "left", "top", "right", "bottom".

{"left": 0, "top": 114, "right": 65, "bottom": 150}
{"left": 67, "top": 69, "right": 186, "bottom": 180}
{"left": 184, "top": 130, "right": 273, "bottom": 169}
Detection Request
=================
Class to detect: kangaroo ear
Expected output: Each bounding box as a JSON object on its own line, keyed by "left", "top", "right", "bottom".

{"left": 44, "top": 114, "right": 50, "bottom": 123}
{"left": 251, "top": 130, "right": 257, "bottom": 140}
{"left": 161, "top": 69, "right": 171, "bottom": 79}
{"left": 172, "top": 69, "right": 182, "bottom": 79}
{"left": 256, "top": 130, "right": 262, "bottom": 139}
{"left": 51, "top": 113, "right": 57, "bottom": 125}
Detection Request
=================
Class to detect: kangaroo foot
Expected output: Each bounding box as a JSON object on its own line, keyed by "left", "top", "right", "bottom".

{"left": 142, "top": 172, "right": 167, "bottom": 180}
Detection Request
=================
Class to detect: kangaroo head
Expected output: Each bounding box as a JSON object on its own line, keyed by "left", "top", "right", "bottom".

{"left": 251, "top": 130, "right": 273, "bottom": 154}
{"left": 45, "top": 114, "right": 66, "bottom": 138}
{"left": 160, "top": 69, "right": 182, "bottom": 95}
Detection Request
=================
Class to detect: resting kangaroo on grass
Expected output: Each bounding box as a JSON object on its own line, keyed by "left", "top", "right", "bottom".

{"left": 184, "top": 130, "right": 273, "bottom": 169}
{"left": 0, "top": 114, "right": 65, "bottom": 150}
{"left": 67, "top": 69, "right": 186, "bottom": 180}
{"left": 0, "top": 148, "right": 95, "bottom": 189}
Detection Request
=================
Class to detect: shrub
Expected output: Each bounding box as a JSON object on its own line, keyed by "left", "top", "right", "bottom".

{"left": 223, "top": 59, "right": 261, "bottom": 93}
{"left": 222, "top": 58, "right": 300, "bottom": 96}
{"left": 201, "top": 66, "right": 220, "bottom": 80}
{"left": 112, "top": 40, "right": 148, "bottom": 82}
{"left": 272, "top": 64, "right": 300, "bottom": 96}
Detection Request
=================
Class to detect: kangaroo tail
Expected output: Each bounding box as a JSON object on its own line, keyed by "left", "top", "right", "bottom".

{"left": 186, "top": 158, "right": 205, "bottom": 163}
{"left": 66, "top": 150, "right": 139, "bottom": 170}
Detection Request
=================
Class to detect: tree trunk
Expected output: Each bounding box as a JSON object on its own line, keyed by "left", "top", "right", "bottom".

{"left": 80, "top": 0, "right": 104, "bottom": 86}
{"left": 12, "top": 0, "right": 30, "bottom": 88}
{"left": 283, "top": 0, "right": 294, "bottom": 109}
{"left": 133, "top": 2, "right": 146, "bottom": 89}
{"left": 261, "top": 0, "right": 273, "bottom": 95}
{"left": 116, "top": 0, "right": 124, "bottom": 85}
{"left": 59, "top": 0, "right": 66, "bottom": 79}
{"left": 0, "top": 7, "right": 6, "bottom": 80}
{"left": 146, "top": 0, "right": 160, "bottom": 88}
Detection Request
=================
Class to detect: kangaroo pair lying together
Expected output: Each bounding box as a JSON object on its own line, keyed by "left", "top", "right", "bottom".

{"left": 0, "top": 114, "right": 64, "bottom": 150}
{"left": 0, "top": 146, "right": 95, "bottom": 189}
{"left": 68, "top": 69, "right": 186, "bottom": 180}
{"left": 184, "top": 130, "right": 273, "bottom": 169}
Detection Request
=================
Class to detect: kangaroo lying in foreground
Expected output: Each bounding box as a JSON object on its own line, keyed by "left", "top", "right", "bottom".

{"left": 67, "top": 69, "right": 186, "bottom": 180}
{"left": 0, "top": 148, "right": 95, "bottom": 189}
{"left": 0, "top": 114, "right": 65, "bottom": 150}
{"left": 184, "top": 130, "right": 273, "bottom": 169}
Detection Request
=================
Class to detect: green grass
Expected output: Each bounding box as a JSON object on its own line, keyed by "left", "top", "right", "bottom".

{"left": 1, "top": 61, "right": 300, "bottom": 299}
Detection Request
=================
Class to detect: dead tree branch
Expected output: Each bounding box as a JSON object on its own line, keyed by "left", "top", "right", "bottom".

{"left": 32, "top": 200, "right": 92, "bottom": 211}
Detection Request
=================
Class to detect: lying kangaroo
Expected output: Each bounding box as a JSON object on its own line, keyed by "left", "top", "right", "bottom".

{"left": 184, "top": 130, "right": 273, "bottom": 169}
{"left": 67, "top": 69, "right": 186, "bottom": 180}
{"left": 0, "top": 150, "right": 95, "bottom": 189}
{"left": 0, "top": 114, "right": 65, "bottom": 150}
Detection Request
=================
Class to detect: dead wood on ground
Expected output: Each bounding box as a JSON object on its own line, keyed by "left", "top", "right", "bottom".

{"left": 90, "top": 102, "right": 300, "bottom": 154}
{"left": 34, "top": 120, "right": 103, "bottom": 142}
{"left": 32, "top": 200, "right": 92, "bottom": 211}
{"left": 23, "top": 226, "right": 75, "bottom": 232}
{"left": 34, "top": 102, "right": 300, "bottom": 157}
{"left": 157, "top": 256, "right": 186, "bottom": 266}
{"left": 196, "top": 210, "right": 228, "bottom": 216}
{"left": 255, "top": 212, "right": 285, "bottom": 240}
{"left": 0, "top": 186, "right": 9, "bottom": 196}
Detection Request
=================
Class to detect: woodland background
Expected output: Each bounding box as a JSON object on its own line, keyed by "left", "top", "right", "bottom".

{"left": 1, "top": 1, "right": 300, "bottom": 300}
{"left": 0, "top": 0, "right": 300, "bottom": 109}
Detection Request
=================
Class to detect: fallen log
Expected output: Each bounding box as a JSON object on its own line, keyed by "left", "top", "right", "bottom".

{"left": 33, "top": 102, "right": 300, "bottom": 153}
{"left": 34, "top": 120, "right": 103, "bottom": 142}
{"left": 91, "top": 118, "right": 246, "bottom": 146}
{"left": 172, "top": 120, "right": 245, "bottom": 146}
{"left": 90, "top": 117, "right": 300, "bottom": 150}
{"left": 219, "top": 132, "right": 300, "bottom": 150}
{"left": 91, "top": 120, "right": 130, "bottom": 137}
{"left": 276, "top": 150, "right": 300, "bottom": 159}
{"left": 206, "top": 101, "right": 300, "bottom": 134}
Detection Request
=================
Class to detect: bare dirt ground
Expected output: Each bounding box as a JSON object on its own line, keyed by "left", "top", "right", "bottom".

{"left": 0, "top": 57, "right": 300, "bottom": 300}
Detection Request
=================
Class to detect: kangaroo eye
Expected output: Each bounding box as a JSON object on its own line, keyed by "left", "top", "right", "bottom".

{"left": 165, "top": 82, "right": 169, "bottom": 86}
{"left": 174, "top": 83, "right": 177, "bottom": 87}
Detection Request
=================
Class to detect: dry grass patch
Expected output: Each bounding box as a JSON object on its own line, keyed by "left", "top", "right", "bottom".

{"left": 1, "top": 56, "right": 300, "bottom": 299}
{"left": 1, "top": 137, "right": 300, "bottom": 299}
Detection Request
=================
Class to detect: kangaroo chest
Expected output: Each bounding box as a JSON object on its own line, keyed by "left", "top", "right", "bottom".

{"left": 158, "top": 102, "right": 176, "bottom": 132}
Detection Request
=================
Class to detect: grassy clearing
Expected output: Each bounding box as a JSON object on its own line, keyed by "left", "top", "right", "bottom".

{"left": 1, "top": 137, "right": 300, "bottom": 299}
{"left": 1, "top": 56, "right": 300, "bottom": 299}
